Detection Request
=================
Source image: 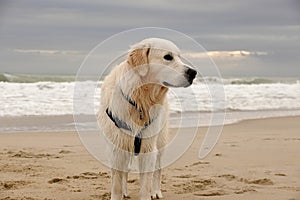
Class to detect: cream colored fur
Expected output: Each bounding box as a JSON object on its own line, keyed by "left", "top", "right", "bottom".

{"left": 98, "top": 38, "right": 196, "bottom": 200}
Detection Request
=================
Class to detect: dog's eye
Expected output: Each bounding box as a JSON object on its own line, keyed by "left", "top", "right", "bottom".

{"left": 163, "top": 54, "right": 173, "bottom": 61}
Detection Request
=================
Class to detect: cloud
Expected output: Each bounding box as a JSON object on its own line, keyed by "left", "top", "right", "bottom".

{"left": 0, "top": 0, "right": 299, "bottom": 76}
{"left": 13, "top": 49, "right": 84, "bottom": 55}
{"left": 184, "top": 50, "right": 268, "bottom": 60}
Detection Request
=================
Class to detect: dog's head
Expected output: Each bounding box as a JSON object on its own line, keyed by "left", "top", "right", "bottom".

{"left": 127, "top": 38, "right": 197, "bottom": 88}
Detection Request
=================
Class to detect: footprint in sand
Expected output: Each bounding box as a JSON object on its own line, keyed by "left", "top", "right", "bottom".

{"left": 240, "top": 178, "right": 274, "bottom": 185}
{"left": 66, "top": 172, "right": 110, "bottom": 180}
{"left": 217, "top": 174, "right": 237, "bottom": 181}
{"left": 48, "top": 178, "right": 68, "bottom": 184}
{"left": 8, "top": 150, "right": 60, "bottom": 159}
{"left": 234, "top": 187, "right": 257, "bottom": 194}
{"left": 59, "top": 150, "right": 73, "bottom": 154}
{"left": 173, "top": 178, "right": 216, "bottom": 194}
{"left": 194, "top": 189, "right": 226, "bottom": 196}
{"left": 127, "top": 179, "right": 137, "bottom": 183}
{"left": 185, "top": 161, "right": 210, "bottom": 167}
{"left": 173, "top": 174, "right": 197, "bottom": 178}
{"left": 216, "top": 174, "right": 259, "bottom": 194}
{"left": 0, "top": 180, "right": 32, "bottom": 190}
{"left": 274, "top": 173, "right": 286, "bottom": 176}
{"left": 277, "top": 186, "right": 300, "bottom": 192}
{"left": 90, "top": 192, "right": 111, "bottom": 200}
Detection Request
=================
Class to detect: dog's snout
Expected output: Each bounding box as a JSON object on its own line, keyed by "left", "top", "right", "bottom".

{"left": 185, "top": 68, "right": 197, "bottom": 83}
{"left": 186, "top": 68, "right": 197, "bottom": 78}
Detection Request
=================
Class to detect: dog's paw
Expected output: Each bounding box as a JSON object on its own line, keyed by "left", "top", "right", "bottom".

{"left": 140, "top": 196, "right": 151, "bottom": 200}
{"left": 110, "top": 194, "right": 123, "bottom": 200}
{"left": 151, "top": 190, "right": 163, "bottom": 199}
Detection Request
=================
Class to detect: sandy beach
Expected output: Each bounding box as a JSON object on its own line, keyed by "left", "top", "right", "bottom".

{"left": 0, "top": 116, "right": 299, "bottom": 200}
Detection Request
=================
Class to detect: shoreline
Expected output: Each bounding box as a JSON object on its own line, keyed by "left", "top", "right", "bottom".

{"left": 1, "top": 115, "right": 300, "bottom": 134}
{"left": 1, "top": 109, "right": 300, "bottom": 133}
{"left": 0, "top": 116, "right": 299, "bottom": 199}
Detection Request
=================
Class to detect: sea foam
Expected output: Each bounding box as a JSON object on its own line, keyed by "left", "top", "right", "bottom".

{"left": 1, "top": 78, "right": 300, "bottom": 117}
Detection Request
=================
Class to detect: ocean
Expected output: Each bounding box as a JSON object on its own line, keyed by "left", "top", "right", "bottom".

{"left": 1, "top": 73, "right": 300, "bottom": 132}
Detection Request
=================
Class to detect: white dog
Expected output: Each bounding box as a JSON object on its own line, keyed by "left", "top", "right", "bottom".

{"left": 98, "top": 38, "right": 197, "bottom": 200}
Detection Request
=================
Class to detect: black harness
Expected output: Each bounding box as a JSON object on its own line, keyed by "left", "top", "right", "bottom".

{"left": 106, "top": 89, "right": 155, "bottom": 156}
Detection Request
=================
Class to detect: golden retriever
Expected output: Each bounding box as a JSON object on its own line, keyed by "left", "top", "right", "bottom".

{"left": 98, "top": 38, "right": 197, "bottom": 200}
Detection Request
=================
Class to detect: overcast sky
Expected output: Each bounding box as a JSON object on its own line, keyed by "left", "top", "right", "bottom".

{"left": 0, "top": 0, "right": 299, "bottom": 77}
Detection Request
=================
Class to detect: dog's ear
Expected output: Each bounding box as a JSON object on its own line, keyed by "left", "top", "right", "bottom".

{"left": 127, "top": 46, "right": 150, "bottom": 76}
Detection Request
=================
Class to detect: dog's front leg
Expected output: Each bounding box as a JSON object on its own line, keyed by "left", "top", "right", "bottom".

{"left": 152, "top": 151, "right": 163, "bottom": 199}
{"left": 110, "top": 148, "right": 130, "bottom": 200}
{"left": 138, "top": 152, "right": 157, "bottom": 200}
{"left": 139, "top": 172, "right": 153, "bottom": 200}
{"left": 111, "top": 169, "right": 123, "bottom": 200}
{"left": 122, "top": 171, "right": 129, "bottom": 198}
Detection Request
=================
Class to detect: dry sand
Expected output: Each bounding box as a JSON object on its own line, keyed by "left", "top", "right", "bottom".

{"left": 0, "top": 116, "right": 299, "bottom": 199}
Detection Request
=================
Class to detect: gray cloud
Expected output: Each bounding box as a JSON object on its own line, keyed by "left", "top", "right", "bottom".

{"left": 0, "top": 0, "right": 299, "bottom": 76}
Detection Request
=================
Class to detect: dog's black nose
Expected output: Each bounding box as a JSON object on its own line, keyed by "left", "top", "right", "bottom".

{"left": 186, "top": 68, "right": 197, "bottom": 83}
{"left": 186, "top": 68, "right": 197, "bottom": 78}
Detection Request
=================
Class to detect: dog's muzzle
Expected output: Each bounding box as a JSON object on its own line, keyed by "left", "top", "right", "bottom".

{"left": 185, "top": 67, "right": 197, "bottom": 84}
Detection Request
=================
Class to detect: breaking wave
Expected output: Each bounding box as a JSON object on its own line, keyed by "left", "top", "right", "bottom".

{"left": 1, "top": 73, "right": 299, "bottom": 85}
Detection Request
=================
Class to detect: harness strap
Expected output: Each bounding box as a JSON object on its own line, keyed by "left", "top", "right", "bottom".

{"left": 120, "top": 88, "right": 143, "bottom": 120}
{"left": 134, "top": 132, "right": 142, "bottom": 156}
{"left": 106, "top": 108, "right": 132, "bottom": 131}
{"left": 105, "top": 89, "right": 157, "bottom": 156}
{"left": 106, "top": 107, "right": 158, "bottom": 156}
{"left": 120, "top": 89, "right": 138, "bottom": 109}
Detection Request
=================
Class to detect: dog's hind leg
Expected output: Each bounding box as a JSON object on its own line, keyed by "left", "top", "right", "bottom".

{"left": 122, "top": 172, "right": 129, "bottom": 198}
